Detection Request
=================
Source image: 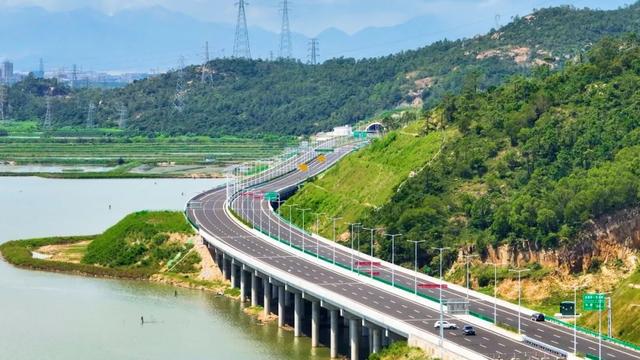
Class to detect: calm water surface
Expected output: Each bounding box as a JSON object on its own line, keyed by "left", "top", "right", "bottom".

{"left": 0, "top": 177, "right": 327, "bottom": 360}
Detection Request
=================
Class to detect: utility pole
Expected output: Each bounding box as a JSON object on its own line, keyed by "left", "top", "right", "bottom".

{"left": 86, "top": 101, "right": 95, "bottom": 128}
{"left": 233, "top": 0, "right": 251, "bottom": 59}
{"left": 174, "top": 56, "right": 186, "bottom": 113}
{"left": 201, "top": 41, "right": 213, "bottom": 84}
{"left": 43, "top": 95, "right": 52, "bottom": 129}
{"left": 308, "top": 38, "right": 319, "bottom": 65}
{"left": 278, "top": 0, "right": 292, "bottom": 59}
{"left": 118, "top": 103, "right": 127, "bottom": 129}
{"left": 608, "top": 296, "right": 613, "bottom": 338}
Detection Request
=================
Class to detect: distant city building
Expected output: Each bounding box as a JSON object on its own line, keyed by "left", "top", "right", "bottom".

{"left": 2, "top": 61, "right": 14, "bottom": 83}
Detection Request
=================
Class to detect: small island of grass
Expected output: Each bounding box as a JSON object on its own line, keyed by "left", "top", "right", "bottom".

{"left": 0, "top": 211, "right": 229, "bottom": 292}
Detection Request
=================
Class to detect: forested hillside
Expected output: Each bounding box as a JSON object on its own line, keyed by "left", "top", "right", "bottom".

{"left": 286, "top": 35, "right": 640, "bottom": 273}
{"left": 5, "top": 3, "right": 640, "bottom": 136}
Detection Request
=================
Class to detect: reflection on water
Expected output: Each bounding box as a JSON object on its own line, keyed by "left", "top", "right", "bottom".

{"left": 0, "top": 177, "right": 328, "bottom": 360}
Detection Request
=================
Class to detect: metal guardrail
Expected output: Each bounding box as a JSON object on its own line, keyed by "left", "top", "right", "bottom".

{"left": 523, "top": 335, "right": 567, "bottom": 359}
{"left": 546, "top": 316, "right": 640, "bottom": 352}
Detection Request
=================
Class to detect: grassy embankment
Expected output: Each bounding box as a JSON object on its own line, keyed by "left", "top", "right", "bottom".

{"left": 0, "top": 211, "right": 221, "bottom": 287}
{"left": 282, "top": 120, "right": 452, "bottom": 239}
{"left": 369, "top": 341, "right": 431, "bottom": 360}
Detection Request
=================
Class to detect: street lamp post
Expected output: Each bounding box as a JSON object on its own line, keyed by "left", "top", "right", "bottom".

{"left": 283, "top": 204, "right": 297, "bottom": 246}
{"left": 362, "top": 227, "right": 383, "bottom": 278}
{"left": 509, "top": 268, "right": 530, "bottom": 335}
{"left": 407, "top": 240, "right": 426, "bottom": 294}
{"left": 487, "top": 262, "right": 499, "bottom": 324}
{"left": 349, "top": 223, "right": 361, "bottom": 271}
{"left": 385, "top": 234, "right": 403, "bottom": 287}
{"left": 464, "top": 254, "right": 479, "bottom": 300}
{"left": 314, "top": 212, "right": 325, "bottom": 259}
{"left": 431, "top": 246, "right": 450, "bottom": 359}
{"left": 276, "top": 197, "right": 282, "bottom": 241}
{"left": 573, "top": 285, "right": 586, "bottom": 355}
{"left": 332, "top": 217, "right": 342, "bottom": 264}
{"left": 299, "top": 208, "right": 311, "bottom": 253}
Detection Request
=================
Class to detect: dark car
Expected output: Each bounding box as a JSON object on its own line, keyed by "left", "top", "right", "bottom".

{"left": 462, "top": 325, "right": 476, "bottom": 336}
{"left": 531, "top": 313, "right": 545, "bottom": 322}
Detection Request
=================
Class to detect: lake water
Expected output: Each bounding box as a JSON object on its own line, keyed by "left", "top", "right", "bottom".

{"left": 0, "top": 177, "right": 328, "bottom": 360}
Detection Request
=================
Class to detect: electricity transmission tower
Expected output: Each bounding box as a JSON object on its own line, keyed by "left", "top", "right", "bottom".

{"left": 174, "top": 56, "right": 186, "bottom": 112}
{"left": 71, "top": 64, "right": 78, "bottom": 88}
{"left": 308, "top": 38, "right": 319, "bottom": 65}
{"left": 86, "top": 101, "right": 96, "bottom": 128}
{"left": 201, "top": 41, "right": 213, "bottom": 84}
{"left": 118, "top": 103, "right": 127, "bottom": 129}
{"left": 279, "top": 0, "right": 292, "bottom": 59}
{"left": 43, "top": 95, "right": 52, "bottom": 129}
{"left": 233, "top": 0, "right": 251, "bottom": 59}
{"left": 0, "top": 85, "right": 5, "bottom": 121}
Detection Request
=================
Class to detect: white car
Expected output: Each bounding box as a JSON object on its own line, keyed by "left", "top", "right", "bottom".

{"left": 434, "top": 321, "right": 458, "bottom": 329}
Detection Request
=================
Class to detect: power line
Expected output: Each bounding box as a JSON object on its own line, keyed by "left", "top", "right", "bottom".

{"left": 308, "top": 38, "right": 319, "bottom": 65}
{"left": 174, "top": 56, "right": 186, "bottom": 113}
{"left": 233, "top": 0, "right": 251, "bottom": 59}
{"left": 279, "top": 0, "right": 293, "bottom": 59}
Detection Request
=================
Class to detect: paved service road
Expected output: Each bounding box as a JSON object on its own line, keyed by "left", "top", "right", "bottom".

{"left": 188, "top": 147, "right": 554, "bottom": 359}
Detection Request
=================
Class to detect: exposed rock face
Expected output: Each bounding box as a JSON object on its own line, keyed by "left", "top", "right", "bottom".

{"left": 483, "top": 207, "right": 640, "bottom": 274}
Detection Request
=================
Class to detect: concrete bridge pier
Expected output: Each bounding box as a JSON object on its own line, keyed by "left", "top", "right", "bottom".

{"left": 329, "top": 309, "right": 339, "bottom": 358}
{"left": 278, "top": 286, "right": 286, "bottom": 328}
{"left": 371, "top": 327, "right": 381, "bottom": 354}
{"left": 294, "top": 292, "right": 302, "bottom": 337}
{"left": 230, "top": 262, "right": 237, "bottom": 289}
{"left": 263, "top": 278, "right": 271, "bottom": 317}
{"left": 349, "top": 318, "right": 360, "bottom": 360}
{"left": 221, "top": 253, "right": 228, "bottom": 280}
{"left": 239, "top": 268, "right": 247, "bottom": 302}
{"left": 311, "top": 300, "right": 320, "bottom": 347}
{"left": 251, "top": 272, "right": 258, "bottom": 307}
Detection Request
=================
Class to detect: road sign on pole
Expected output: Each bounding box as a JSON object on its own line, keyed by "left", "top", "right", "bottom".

{"left": 264, "top": 192, "right": 278, "bottom": 201}
{"left": 298, "top": 163, "right": 309, "bottom": 172}
{"left": 583, "top": 293, "right": 606, "bottom": 311}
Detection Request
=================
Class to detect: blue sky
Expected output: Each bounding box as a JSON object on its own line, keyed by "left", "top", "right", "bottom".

{"left": 0, "top": 0, "right": 635, "bottom": 36}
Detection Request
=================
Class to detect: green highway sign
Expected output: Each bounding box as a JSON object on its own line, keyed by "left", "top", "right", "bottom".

{"left": 264, "top": 192, "right": 279, "bottom": 201}
{"left": 583, "top": 293, "right": 606, "bottom": 311}
{"left": 353, "top": 131, "right": 367, "bottom": 139}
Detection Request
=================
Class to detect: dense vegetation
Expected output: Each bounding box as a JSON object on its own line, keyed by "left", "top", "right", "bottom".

{"left": 83, "top": 211, "right": 196, "bottom": 272}
{"left": 287, "top": 35, "right": 640, "bottom": 274}
{"left": 5, "top": 4, "right": 640, "bottom": 136}
{"left": 0, "top": 235, "right": 151, "bottom": 278}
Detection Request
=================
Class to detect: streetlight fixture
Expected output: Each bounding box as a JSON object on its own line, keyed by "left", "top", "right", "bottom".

{"left": 406, "top": 240, "right": 426, "bottom": 294}
{"left": 362, "top": 227, "right": 383, "bottom": 279}
{"left": 486, "top": 262, "right": 500, "bottom": 324}
{"left": 385, "top": 234, "right": 403, "bottom": 286}
{"left": 431, "top": 246, "right": 450, "bottom": 359}
{"left": 464, "top": 253, "right": 479, "bottom": 300}
{"left": 299, "top": 208, "right": 311, "bottom": 253}
{"left": 331, "top": 217, "right": 342, "bottom": 264}
{"left": 276, "top": 196, "right": 283, "bottom": 241}
{"left": 509, "top": 268, "right": 530, "bottom": 335}
{"left": 349, "top": 223, "right": 361, "bottom": 271}
{"left": 314, "top": 212, "right": 326, "bottom": 259}
{"left": 283, "top": 204, "right": 298, "bottom": 246}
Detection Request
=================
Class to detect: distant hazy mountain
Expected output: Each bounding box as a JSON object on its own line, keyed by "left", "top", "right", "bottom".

{"left": 0, "top": 6, "right": 487, "bottom": 73}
